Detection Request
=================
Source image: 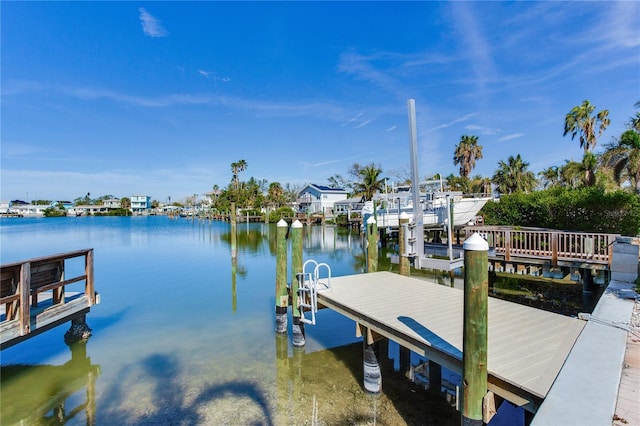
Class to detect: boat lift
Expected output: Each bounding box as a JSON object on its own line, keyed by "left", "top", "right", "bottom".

{"left": 296, "top": 259, "right": 332, "bottom": 325}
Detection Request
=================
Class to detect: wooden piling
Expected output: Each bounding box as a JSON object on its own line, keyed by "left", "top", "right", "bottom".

{"left": 462, "top": 233, "right": 489, "bottom": 426}
{"left": 398, "top": 212, "right": 411, "bottom": 276}
{"left": 275, "top": 219, "right": 288, "bottom": 333}
{"left": 290, "top": 220, "right": 305, "bottom": 346}
{"left": 231, "top": 202, "right": 237, "bottom": 260}
{"left": 367, "top": 216, "right": 378, "bottom": 273}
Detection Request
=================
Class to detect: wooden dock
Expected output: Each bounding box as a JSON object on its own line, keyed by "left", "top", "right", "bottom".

{"left": 317, "top": 271, "right": 586, "bottom": 414}
{"left": 464, "top": 226, "right": 620, "bottom": 269}
{"left": 1, "top": 249, "right": 99, "bottom": 350}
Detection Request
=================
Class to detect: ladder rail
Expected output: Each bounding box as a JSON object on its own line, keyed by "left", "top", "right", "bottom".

{"left": 297, "top": 260, "right": 332, "bottom": 325}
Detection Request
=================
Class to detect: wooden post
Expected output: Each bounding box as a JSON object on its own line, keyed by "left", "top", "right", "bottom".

{"left": 367, "top": 216, "right": 378, "bottom": 273}
{"left": 231, "top": 202, "right": 237, "bottom": 260}
{"left": 429, "top": 360, "right": 442, "bottom": 396}
{"left": 85, "top": 249, "right": 95, "bottom": 305}
{"left": 275, "top": 219, "right": 288, "bottom": 333}
{"left": 231, "top": 256, "right": 237, "bottom": 314}
{"left": 462, "top": 233, "right": 489, "bottom": 426}
{"left": 399, "top": 212, "right": 411, "bottom": 276}
{"left": 19, "top": 262, "right": 30, "bottom": 336}
{"left": 290, "top": 220, "right": 304, "bottom": 346}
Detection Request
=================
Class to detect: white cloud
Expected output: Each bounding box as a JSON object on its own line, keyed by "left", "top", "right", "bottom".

{"left": 427, "top": 113, "right": 476, "bottom": 132}
{"left": 139, "top": 8, "right": 168, "bottom": 38}
{"left": 386, "top": 125, "right": 397, "bottom": 132}
{"left": 464, "top": 124, "right": 501, "bottom": 135}
{"left": 354, "top": 118, "right": 374, "bottom": 129}
{"left": 498, "top": 133, "right": 525, "bottom": 142}
{"left": 198, "top": 70, "right": 230, "bottom": 82}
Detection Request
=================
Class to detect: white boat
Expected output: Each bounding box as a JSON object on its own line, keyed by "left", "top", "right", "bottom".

{"left": 362, "top": 180, "right": 492, "bottom": 229}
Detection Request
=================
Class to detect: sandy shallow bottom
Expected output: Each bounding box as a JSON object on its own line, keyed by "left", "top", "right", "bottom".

{"left": 97, "top": 342, "right": 459, "bottom": 426}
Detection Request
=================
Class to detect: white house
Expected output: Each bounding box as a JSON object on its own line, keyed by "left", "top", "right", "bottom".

{"left": 297, "top": 184, "right": 348, "bottom": 215}
{"left": 102, "top": 198, "right": 121, "bottom": 209}
{"left": 12, "top": 204, "right": 49, "bottom": 217}
{"left": 333, "top": 197, "right": 365, "bottom": 215}
{"left": 0, "top": 201, "right": 11, "bottom": 214}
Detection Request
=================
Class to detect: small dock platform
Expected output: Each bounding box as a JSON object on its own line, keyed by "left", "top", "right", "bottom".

{"left": 317, "top": 271, "right": 586, "bottom": 413}
{"left": 1, "top": 249, "right": 99, "bottom": 350}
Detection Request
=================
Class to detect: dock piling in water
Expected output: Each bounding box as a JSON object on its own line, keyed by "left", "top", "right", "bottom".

{"left": 398, "top": 213, "right": 411, "bottom": 276}
{"left": 367, "top": 216, "right": 378, "bottom": 273}
{"left": 462, "top": 233, "right": 489, "bottom": 426}
{"left": 290, "top": 220, "right": 305, "bottom": 346}
{"left": 275, "top": 219, "right": 288, "bottom": 333}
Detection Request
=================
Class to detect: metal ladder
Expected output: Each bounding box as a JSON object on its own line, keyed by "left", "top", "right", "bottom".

{"left": 297, "top": 259, "right": 332, "bottom": 325}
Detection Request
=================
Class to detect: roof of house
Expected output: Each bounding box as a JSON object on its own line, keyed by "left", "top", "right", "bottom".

{"left": 302, "top": 183, "right": 347, "bottom": 193}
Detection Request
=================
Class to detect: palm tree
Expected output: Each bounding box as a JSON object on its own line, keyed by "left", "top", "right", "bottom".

{"left": 491, "top": 154, "right": 537, "bottom": 195}
{"left": 558, "top": 160, "right": 585, "bottom": 189}
{"left": 538, "top": 166, "right": 560, "bottom": 189}
{"left": 628, "top": 112, "right": 640, "bottom": 133}
{"left": 563, "top": 100, "right": 610, "bottom": 154}
{"left": 600, "top": 129, "right": 640, "bottom": 194}
{"left": 352, "top": 164, "right": 385, "bottom": 201}
{"left": 267, "top": 182, "right": 285, "bottom": 208}
{"left": 563, "top": 100, "right": 610, "bottom": 186}
{"left": 230, "top": 159, "right": 248, "bottom": 191}
{"left": 453, "top": 135, "right": 483, "bottom": 178}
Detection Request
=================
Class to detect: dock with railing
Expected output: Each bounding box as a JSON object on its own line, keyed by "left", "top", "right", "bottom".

{"left": 464, "top": 226, "right": 619, "bottom": 269}
{"left": 1, "top": 249, "right": 99, "bottom": 350}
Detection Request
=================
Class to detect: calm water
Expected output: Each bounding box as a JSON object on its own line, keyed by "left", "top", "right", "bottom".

{"left": 0, "top": 216, "right": 460, "bottom": 425}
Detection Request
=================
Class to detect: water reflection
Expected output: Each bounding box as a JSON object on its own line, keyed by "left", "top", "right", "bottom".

{"left": 0, "top": 341, "right": 100, "bottom": 425}
{"left": 0, "top": 218, "right": 461, "bottom": 425}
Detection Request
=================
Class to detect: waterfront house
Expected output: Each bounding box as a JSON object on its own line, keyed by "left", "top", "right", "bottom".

{"left": 73, "top": 205, "right": 109, "bottom": 216}
{"left": 297, "top": 184, "right": 348, "bottom": 215}
{"left": 131, "top": 195, "right": 151, "bottom": 214}
{"left": 333, "top": 197, "right": 365, "bottom": 216}
{"left": 102, "top": 198, "right": 122, "bottom": 209}
{"left": 12, "top": 204, "right": 49, "bottom": 217}
{"left": 0, "top": 201, "right": 11, "bottom": 214}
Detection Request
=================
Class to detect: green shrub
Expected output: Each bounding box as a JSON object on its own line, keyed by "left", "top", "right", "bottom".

{"left": 481, "top": 188, "right": 640, "bottom": 236}
{"left": 268, "top": 206, "right": 295, "bottom": 223}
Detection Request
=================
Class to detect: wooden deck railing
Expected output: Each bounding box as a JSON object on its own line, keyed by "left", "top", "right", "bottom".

{"left": 465, "top": 227, "right": 619, "bottom": 266}
{"left": 1, "top": 249, "right": 95, "bottom": 336}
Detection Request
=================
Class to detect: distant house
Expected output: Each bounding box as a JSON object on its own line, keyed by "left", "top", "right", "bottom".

{"left": 73, "top": 205, "right": 109, "bottom": 216}
{"left": 0, "top": 201, "right": 11, "bottom": 214}
{"left": 131, "top": 195, "right": 151, "bottom": 213}
{"left": 102, "top": 198, "right": 121, "bottom": 209}
{"left": 12, "top": 204, "right": 50, "bottom": 217}
{"left": 297, "top": 184, "right": 348, "bottom": 215}
{"left": 333, "top": 197, "right": 365, "bottom": 215}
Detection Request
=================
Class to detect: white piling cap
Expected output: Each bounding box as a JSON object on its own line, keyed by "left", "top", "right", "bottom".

{"left": 366, "top": 216, "right": 376, "bottom": 224}
{"left": 399, "top": 212, "right": 410, "bottom": 220}
{"left": 463, "top": 233, "right": 489, "bottom": 251}
{"left": 277, "top": 219, "right": 288, "bottom": 227}
{"left": 292, "top": 219, "right": 303, "bottom": 228}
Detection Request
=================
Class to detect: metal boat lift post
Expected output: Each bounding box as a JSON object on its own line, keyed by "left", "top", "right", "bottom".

{"left": 407, "top": 99, "right": 425, "bottom": 267}
{"left": 407, "top": 99, "right": 460, "bottom": 271}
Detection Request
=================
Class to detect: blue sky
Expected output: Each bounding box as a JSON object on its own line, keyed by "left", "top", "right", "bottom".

{"left": 2, "top": 1, "right": 639, "bottom": 203}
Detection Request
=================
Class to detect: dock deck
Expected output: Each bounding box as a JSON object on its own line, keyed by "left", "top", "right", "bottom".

{"left": 1, "top": 249, "right": 99, "bottom": 350}
{"left": 317, "top": 271, "right": 586, "bottom": 413}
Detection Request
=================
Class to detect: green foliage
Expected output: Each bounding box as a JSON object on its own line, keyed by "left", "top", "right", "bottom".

{"left": 268, "top": 206, "right": 294, "bottom": 223}
{"left": 481, "top": 187, "right": 640, "bottom": 236}
{"left": 43, "top": 206, "right": 66, "bottom": 217}
{"left": 94, "top": 208, "right": 131, "bottom": 216}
